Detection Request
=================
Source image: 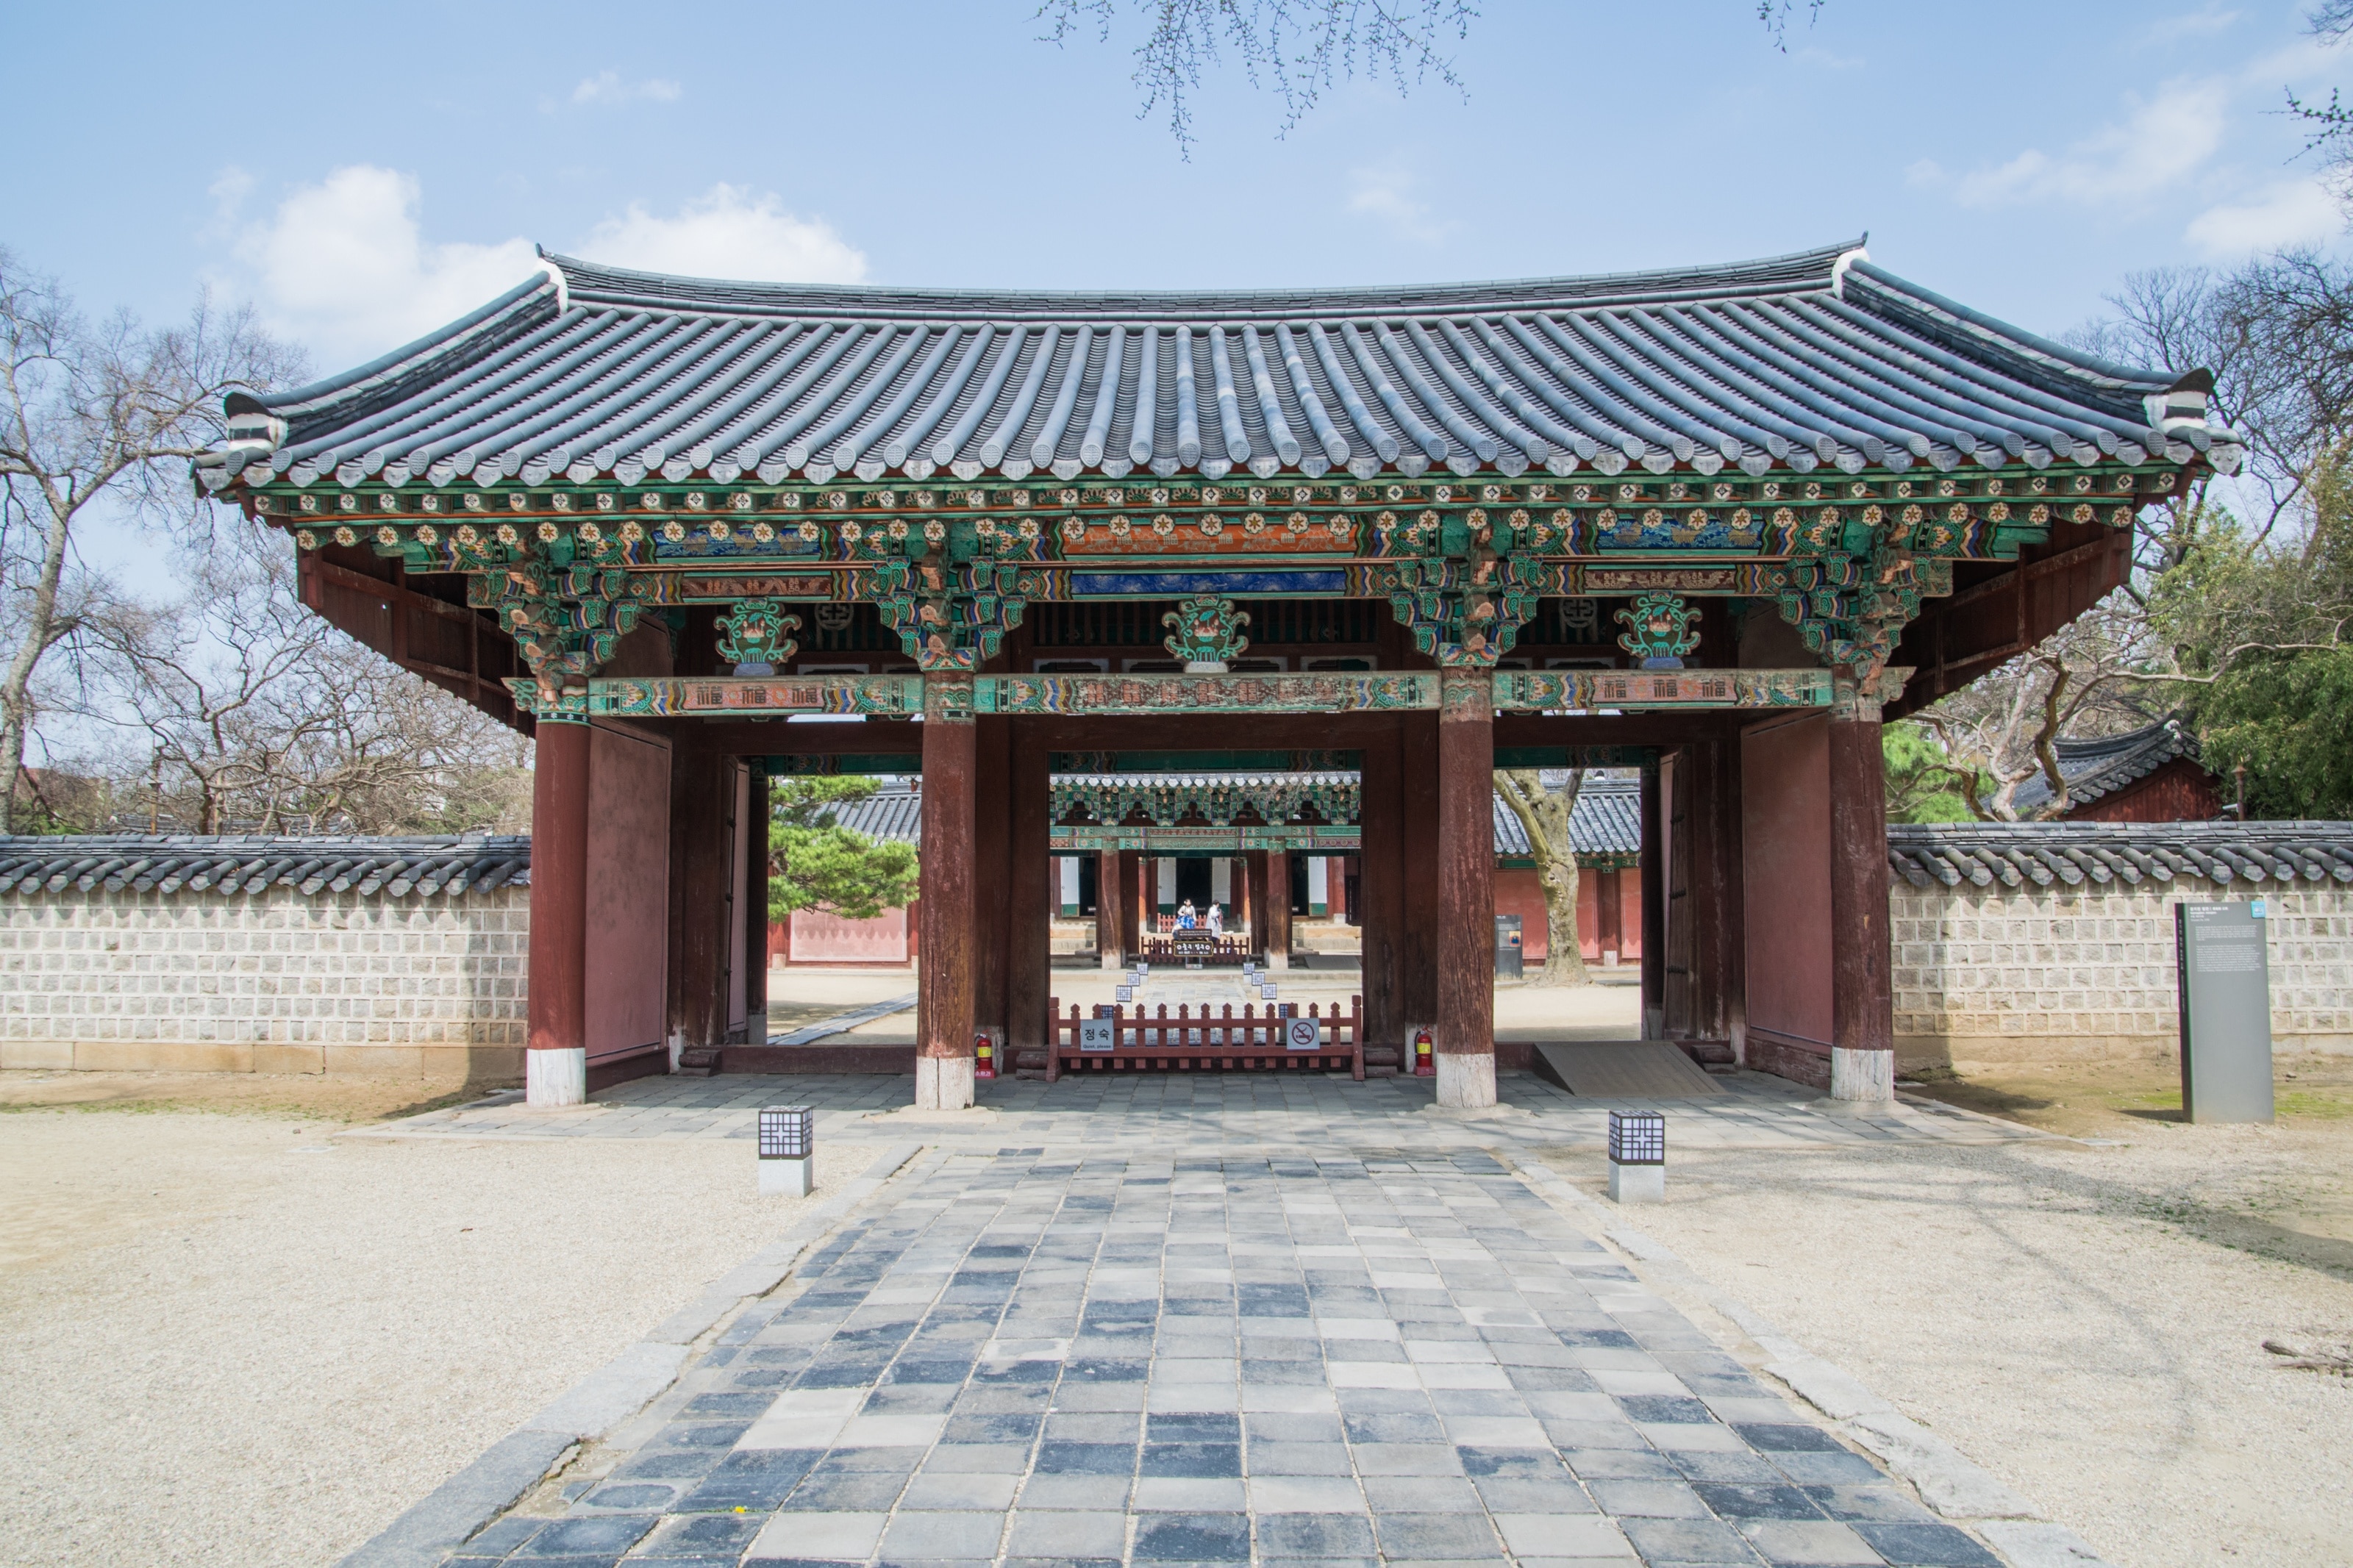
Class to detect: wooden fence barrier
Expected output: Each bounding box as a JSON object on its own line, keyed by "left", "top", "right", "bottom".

{"left": 1043, "top": 997, "right": 1364, "bottom": 1081}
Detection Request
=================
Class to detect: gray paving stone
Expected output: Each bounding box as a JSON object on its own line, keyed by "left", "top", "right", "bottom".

{"left": 390, "top": 1135, "right": 1959, "bottom": 1568}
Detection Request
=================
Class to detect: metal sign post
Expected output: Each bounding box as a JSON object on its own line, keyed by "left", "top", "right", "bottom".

{"left": 2175, "top": 901, "right": 2274, "bottom": 1124}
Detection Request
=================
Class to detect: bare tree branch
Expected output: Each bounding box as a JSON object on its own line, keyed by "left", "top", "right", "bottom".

{"left": 0, "top": 246, "right": 304, "bottom": 832}
{"left": 1036, "top": 0, "right": 1475, "bottom": 151}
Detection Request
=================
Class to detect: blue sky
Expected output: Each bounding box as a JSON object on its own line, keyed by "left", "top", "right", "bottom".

{"left": 4, "top": 1, "right": 2347, "bottom": 379}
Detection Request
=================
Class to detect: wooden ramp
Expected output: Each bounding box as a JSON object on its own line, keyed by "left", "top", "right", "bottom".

{"left": 1533, "top": 1042, "right": 1725, "bottom": 1098}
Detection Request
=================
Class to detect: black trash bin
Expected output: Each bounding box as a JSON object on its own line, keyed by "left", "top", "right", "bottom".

{"left": 1495, "top": 914, "right": 1523, "bottom": 979}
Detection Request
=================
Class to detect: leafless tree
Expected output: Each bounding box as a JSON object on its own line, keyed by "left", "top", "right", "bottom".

{"left": 82, "top": 534, "right": 532, "bottom": 835}
{"left": 2076, "top": 254, "right": 2353, "bottom": 550}
{"left": 1037, "top": 0, "right": 1476, "bottom": 151}
{"left": 1040, "top": 2, "right": 1824, "bottom": 151}
{"left": 1493, "top": 767, "right": 1589, "bottom": 985}
{"left": 1913, "top": 595, "right": 2163, "bottom": 821}
{"left": 0, "top": 246, "right": 301, "bottom": 832}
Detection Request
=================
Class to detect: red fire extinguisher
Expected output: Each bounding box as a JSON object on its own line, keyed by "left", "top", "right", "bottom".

{"left": 974, "top": 1034, "right": 996, "bottom": 1080}
{"left": 1413, "top": 1028, "right": 1435, "bottom": 1076}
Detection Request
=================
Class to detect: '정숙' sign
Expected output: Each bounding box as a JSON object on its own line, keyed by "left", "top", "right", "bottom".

{"left": 1285, "top": 1017, "right": 1320, "bottom": 1051}
{"left": 1079, "top": 1020, "right": 1116, "bottom": 1053}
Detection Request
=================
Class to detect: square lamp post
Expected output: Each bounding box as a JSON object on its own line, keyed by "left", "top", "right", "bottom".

{"left": 759, "top": 1105, "right": 815, "bottom": 1197}
{"left": 1607, "top": 1110, "right": 1665, "bottom": 1203}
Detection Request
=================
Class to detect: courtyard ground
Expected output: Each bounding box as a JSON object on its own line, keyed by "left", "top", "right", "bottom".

{"left": 1, "top": 1034, "right": 2346, "bottom": 1567}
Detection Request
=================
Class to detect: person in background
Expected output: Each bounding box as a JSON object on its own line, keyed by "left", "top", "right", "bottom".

{"left": 1206, "top": 902, "right": 1224, "bottom": 937}
{"left": 1176, "top": 898, "right": 1197, "bottom": 930}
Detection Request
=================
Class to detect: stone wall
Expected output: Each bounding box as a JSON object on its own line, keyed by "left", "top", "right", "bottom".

{"left": 1891, "top": 878, "right": 2353, "bottom": 1068}
{"left": 0, "top": 884, "right": 529, "bottom": 1079}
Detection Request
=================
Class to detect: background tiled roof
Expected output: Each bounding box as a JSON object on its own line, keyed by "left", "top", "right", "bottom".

{"left": 2007, "top": 717, "right": 2202, "bottom": 817}
{"left": 1886, "top": 820, "right": 2353, "bottom": 889}
{"left": 0, "top": 835, "right": 531, "bottom": 898}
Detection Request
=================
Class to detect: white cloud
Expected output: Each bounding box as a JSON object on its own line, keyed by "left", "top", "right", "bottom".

{"left": 235, "top": 165, "right": 538, "bottom": 364}
{"left": 1939, "top": 79, "right": 2229, "bottom": 208}
{"left": 2141, "top": 4, "right": 2240, "bottom": 48}
{"left": 574, "top": 184, "right": 867, "bottom": 283}
{"left": 2185, "top": 178, "right": 2344, "bottom": 256}
{"left": 226, "top": 171, "right": 867, "bottom": 366}
{"left": 1346, "top": 165, "right": 1453, "bottom": 244}
{"left": 569, "top": 70, "right": 682, "bottom": 107}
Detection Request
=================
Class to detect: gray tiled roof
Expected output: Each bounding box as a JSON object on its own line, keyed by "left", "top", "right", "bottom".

{"left": 1492, "top": 775, "right": 1641, "bottom": 859}
{"left": 212, "top": 242, "right": 2236, "bottom": 492}
{"left": 815, "top": 786, "right": 923, "bottom": 845}
{"left": 1886, "top": 821, "right": 2353, "bottom": 889}
{"left": 2008, "top": 717, "right": 2202, "bottom": 817}
{"left": 0, "top": 835, "right": 531, "bottom": 898}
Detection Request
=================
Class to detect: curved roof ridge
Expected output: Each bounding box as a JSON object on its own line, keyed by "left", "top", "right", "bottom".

{"left": 537, "top": 239, "right": 1865, "bottom": 323}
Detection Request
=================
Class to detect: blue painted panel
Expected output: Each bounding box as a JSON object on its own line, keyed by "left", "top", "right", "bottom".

{"left": 1071, "top": 570, "right": 1349, "bottom": 597}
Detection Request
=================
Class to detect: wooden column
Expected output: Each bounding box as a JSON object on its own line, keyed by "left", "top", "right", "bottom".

{"left": 1599, "top": 867, "right": 1624, "bottom": 966}
{"left": 667, "top": 742, "right": 732, "bottom": 1054}
{"left": 1007, "top": 724, "right": 1050, "bottom": 1055}
{"left": 1097, "top": 850, "right": 1124, "bottom": 969}
{"left": 916, "top": 675, "right": 978, "bottom": 1108}
{"left": 1828, "top": 685, "right": 1895, "bottom": 1101}
{"left": 1639, "top": 761, "right": 1666, "bottom": 1039}
{"left": 1265, "top": 851, "right": 1292, "bottom": 969}
{"left": 526, "top": 717, "right": 590, "bottom": 1106}
{"left": 1358, "top": 720, "right": 1407, "bottom": 1053}
{"left": 1435, "top": 668, "right": 1496, "bottom": 1107}
{"left": 972, "top": 715, "right": 1012, "bottom": 1048}
{"left": 1242, "top": 850, "right": 1266, "bottom": 959}
{"left": 1399, "top": 709, "right": 1440, "bottom": 1029}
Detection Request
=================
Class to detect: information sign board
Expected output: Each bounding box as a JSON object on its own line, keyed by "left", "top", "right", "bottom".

{"left": 1285, "top": 1017, "right": 1320, "bottom": 1051}
{"left": 1079, "top": 1019, "right": 1116, "bottom": 1053}
{"left": 2176, "top": 901, "right": 2274, "bottom": 1123}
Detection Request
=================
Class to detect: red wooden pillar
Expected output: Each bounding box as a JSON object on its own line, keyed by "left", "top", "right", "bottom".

{"left": 1829, "top": 685, "right": 1895, "bottom": 1100}
{"left": 972, "top": 715, "right": 1011, "bottom": 1049}
{"left": 1399, "top": 710, "right": 1441, "bottom": 1031}
{"left": 667, "top": 744, "right": 731, "bottom": 1053}
{"left": 1599, "top": 868, "right": 1624, "bottom": 964}
{"left": 1358, "top": 720, "right": 1407, "bottom": 1053}
{"left": 917, "top": 674, "right": 978, "bottom": 1108}
{"left": 1435, "top": 669, "right": 1496, "bottom": 1106}
{"left": 528, "top": 717, "right": 590, "bottom": 1106}
{"left": 1098, "top": 850, "right": 1124, "bottom": 968}
{"left": 1639, "top": 761, "right": 1666, "bottom": 1039}
{"left": 1007, "top": 724, "right": 1050, "bottom": 1055}
{"left": 1265, "top": 850, "right": 1292, "bottom": 969}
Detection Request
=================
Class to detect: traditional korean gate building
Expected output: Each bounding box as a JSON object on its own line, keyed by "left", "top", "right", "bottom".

{"left": 200, "top": 241, "right": 2238, "bottom": 1110}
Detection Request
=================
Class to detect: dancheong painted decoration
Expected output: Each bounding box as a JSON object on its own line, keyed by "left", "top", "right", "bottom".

{"left": 207, "top": 239, "right": 2239, "bottom": 718}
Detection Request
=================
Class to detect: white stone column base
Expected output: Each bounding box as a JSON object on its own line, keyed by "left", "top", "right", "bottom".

{"left": 915, "top": 1054, "right": 976, "bottom": 1111}
{"left": 526, "top": 1047, "right": 587, "bottom": 1109}
{"left": 1435, "top": 1052, "right": 1496, "bottom": 1109}
{"left": 1268, "top": 951, "right": 1289, "bottom": 971}
{"left": 759, "top": 1156, "right": 814, "bottom": 1198}
{"left": 1829, "top": 1047, "right": 1895, "bottom": 1104}
{"left": 1100, "top": 948, "right": 1121, "bottom": 970}
{"left": 1608, "top": 1163, "right": 1665, "bottom": 1203}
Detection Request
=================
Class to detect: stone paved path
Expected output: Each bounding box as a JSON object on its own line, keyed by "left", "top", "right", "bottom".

{"left": 433, "top": 1145, "right": 2007, "bottom": 1567}
{"left": 379, "top": 1071, "right": 2045, "bottom": 1155}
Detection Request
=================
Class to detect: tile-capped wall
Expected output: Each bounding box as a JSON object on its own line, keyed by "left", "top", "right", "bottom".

{"left": 1892, "top": 878, "right": 2353, "bottom": 1067}
{"left": 0, "top": 884, "right": 529, "bottom": 1078}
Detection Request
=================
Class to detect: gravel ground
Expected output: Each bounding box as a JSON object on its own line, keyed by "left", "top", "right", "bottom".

{"left": 1546, "top": 1121, "right": 2353, "bottom": 1568}
{"left": 0, "top": 1105, "right": 864, "bottom": 1568}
